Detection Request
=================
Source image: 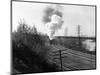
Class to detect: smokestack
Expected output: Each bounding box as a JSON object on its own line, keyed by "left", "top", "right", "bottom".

{"left": 43, "top": 5, "right": 64, "bottom": 40}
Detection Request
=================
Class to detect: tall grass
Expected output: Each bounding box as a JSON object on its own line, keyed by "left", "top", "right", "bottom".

{"left": 12, "top": 22, "right": 60, "bottom": 74}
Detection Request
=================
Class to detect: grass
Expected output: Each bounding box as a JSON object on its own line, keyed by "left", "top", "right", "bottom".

{"left": 12, "top": 23, "right": 60, "bottom": 74}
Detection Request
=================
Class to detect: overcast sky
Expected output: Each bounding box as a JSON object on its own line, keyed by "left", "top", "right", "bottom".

{"left": 12, "top": 1, "right": 95, "bottom": 37}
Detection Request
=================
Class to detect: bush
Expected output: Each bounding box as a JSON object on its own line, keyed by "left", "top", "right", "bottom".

{"left": 12, "top": 22, "right": 59, "bottom": 74}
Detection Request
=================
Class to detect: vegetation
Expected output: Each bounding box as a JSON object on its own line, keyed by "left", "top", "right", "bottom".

{"left": 12, "top": 21, "right": 95, "bottom": 74}
{"left": 12, "top": 22, "right": 60, "bottom": 74}
{"left": 53, "top": 37, "right": 96, "bottom": 55}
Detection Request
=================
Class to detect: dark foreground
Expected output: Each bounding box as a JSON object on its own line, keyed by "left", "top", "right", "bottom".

{"left": 13, "top": 44, "right": 96, "bottom": 74}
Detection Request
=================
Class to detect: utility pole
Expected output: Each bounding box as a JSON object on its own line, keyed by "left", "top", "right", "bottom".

{"left": 59, "top": 50, "right": 63, "bottom": 71}
{"left": 77, "top": 25, "right": 81, "bottom": 46}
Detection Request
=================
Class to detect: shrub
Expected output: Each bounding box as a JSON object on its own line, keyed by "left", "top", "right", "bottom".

{"left": 12, "top": 22, "right": 59, "bottom": 74}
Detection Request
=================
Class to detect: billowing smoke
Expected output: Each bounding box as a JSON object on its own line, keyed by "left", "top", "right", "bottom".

{"left": 43, "top": 5, "right": 64, "bottom": 40}
{"left": 82, "top": 40, "right": 95, "bottom": 51}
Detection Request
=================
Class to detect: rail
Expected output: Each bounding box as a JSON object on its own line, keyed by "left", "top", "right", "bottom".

{"left": 50, "top": 47, "right": 96, "bottom": 71}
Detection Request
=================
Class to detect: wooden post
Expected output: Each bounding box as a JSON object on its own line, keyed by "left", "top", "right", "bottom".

{"left": 59, "top": 50, "right": 63, "bottom": 71}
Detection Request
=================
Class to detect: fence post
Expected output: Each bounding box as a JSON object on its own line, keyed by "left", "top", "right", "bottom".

{"left": 59, "top": 50, "right": 63, "bottom": 71}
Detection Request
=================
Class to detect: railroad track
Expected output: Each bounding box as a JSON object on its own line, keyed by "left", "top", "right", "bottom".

{"left": 52, "top": 45, "right": 95, "bottom": 59}
{"left": 49, "top": 45, "right": 96, "bottom": 71}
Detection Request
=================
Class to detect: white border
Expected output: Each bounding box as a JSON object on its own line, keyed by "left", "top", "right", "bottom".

{"left": 0, "top": 0, "right": 100, "bottom": 75}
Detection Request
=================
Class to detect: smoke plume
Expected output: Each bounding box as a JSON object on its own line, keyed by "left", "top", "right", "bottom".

{"left": 43, "top": 5, "right": 63, "bottom": 24}
{"left": 43, "top": 5, "right": 64, "bottom": 40}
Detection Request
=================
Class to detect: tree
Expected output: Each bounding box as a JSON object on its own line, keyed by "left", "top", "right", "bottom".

{"left": 12, "top": 22, "right": 59, "bottom": 74}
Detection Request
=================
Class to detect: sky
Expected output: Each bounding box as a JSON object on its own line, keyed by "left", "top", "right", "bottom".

{"left": 12, "top": 1, "right": 95, "bottom": 37}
